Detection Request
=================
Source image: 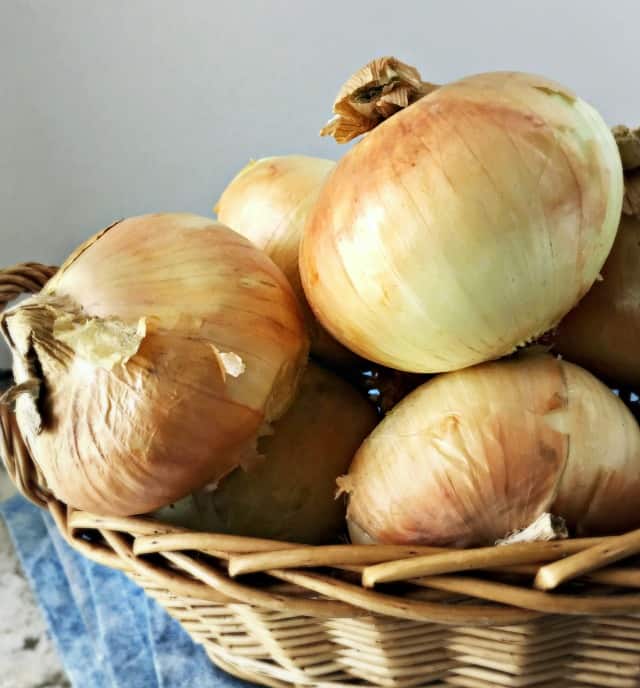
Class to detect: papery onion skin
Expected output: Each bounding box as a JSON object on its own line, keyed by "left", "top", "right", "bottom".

{"left": 301, "top": 71, "right": 624, "bottom": 373}
{"left": 1, "top": 213, "right": 308, "bottom": 516}
{"left": 215, "top": 155, "right": 359, "bottom": 369}
{"left": 341, "top": 355, "right": 640, "bottom": 547}
{"left": 155, "top": 361, "right": 378, "bottom": 544}
{"left": 553, "top": 214, "right": 640, "bottom": 386}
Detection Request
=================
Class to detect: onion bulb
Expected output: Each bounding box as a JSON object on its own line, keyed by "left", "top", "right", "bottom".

{"left": 154, "top": 362, "right": 377, "bottom": 543}
{"left": 1, "top": 213, "right": 308, "bottom": 516}
{"left": 215, "top": 155, "right": 359, "bottom": 369}
{"left": 300, "top": 57, "right": 624, "bottom": 373}
{"left": 553, "top": 214, "right": 640, "bottom": 385}
{"left": 340, "top": 354, "right": 640, "bottom": 547}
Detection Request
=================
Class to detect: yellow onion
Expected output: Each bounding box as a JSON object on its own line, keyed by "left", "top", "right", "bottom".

{"left": 215, "top": 155, "right": 359, "bottom": 369}
{"left": 154, "top": 362, "right": 377, "bottom": 543}
{"left": 340, "top": 354, "right": 640, "bottom": 547}
{"left": 1, "top": 213, "right": 308, "bottom": 516}
{"left": 553, "top": 213, "right": 640, "bottom": 385}
{"left": 300, "top": 57, "right": 624, "bottom": 373}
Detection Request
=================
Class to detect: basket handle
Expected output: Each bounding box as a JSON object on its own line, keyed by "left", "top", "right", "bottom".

{"left": 0, "top": 262, "right": 58, "bottom": 507}
{"left": 0, "top": 262, "right": 58, "bottom": 312}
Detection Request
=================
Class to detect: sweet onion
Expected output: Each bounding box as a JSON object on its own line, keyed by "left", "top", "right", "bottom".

{"left": 340, "top": 354, "right": 640, "bottom": 547}
{"left": 215, "top": 155, "right": 358, "bottom": 368}
{"left": 300, "top": 57, "right": 624, "bottom": 373}
{"left": 155, "top": 362, "right": 377, "bottom": 543}
{"left": 1, "top": 213, "right": 308, "bottom": 515}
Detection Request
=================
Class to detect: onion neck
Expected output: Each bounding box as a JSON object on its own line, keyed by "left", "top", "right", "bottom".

{"left": 320, "top": 56, "right": 439, "bottom": 142}
{"left": 614, "top": 125, "right": 640, "bottom": 170}
{"left": 613, "top": 125, "right": 640, "bottom": 218}
{"left": 1, "top": 295, "right": 72, "bottom": 437}
{"left": 0, "top": 293, "right": 146, "bottom": 437}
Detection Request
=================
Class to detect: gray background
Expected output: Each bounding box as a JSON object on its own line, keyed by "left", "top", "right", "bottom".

{"left": 1, "top": 0, "right": 639, "bottom": 367}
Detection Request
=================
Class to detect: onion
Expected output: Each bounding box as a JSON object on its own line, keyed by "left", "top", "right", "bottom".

{"left": 553, "top": 128, "right": 640, "bottom": 385}
{"left": 154, "top": 362, "right": 377, "bottom": 543}
{"left": 553, "top": 214, "right": 640, "bottom": 385}
{"left": 300, "top": 57, "right": 624, "bottom": 373}
{"left": 339, "top": 354, "right": 640, "bottom": 547}
{"left": 1, "top": 213, "right": 308, "bottom": 516}
{"left": 215, "top": 155, "right": 357, "bottom": 369}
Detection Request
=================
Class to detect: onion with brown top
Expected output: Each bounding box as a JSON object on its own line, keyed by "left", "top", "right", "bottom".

{"left": 300, "top": 57, "right": 624, "bottom": 373}
{"left": 1, "top": 213, "right": 308, "bottom": 516}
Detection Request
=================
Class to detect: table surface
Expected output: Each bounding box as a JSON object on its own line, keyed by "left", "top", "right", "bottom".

{"left": 0, "top": 469, "right": 69, "bottom": 687}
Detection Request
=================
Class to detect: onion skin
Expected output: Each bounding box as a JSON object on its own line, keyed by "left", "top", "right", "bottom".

{"left": 215, "top": 155, "right": 358, "bottom": 369}
{"left": 301, "top": 71, "right": 623, "bottom": 373}
{"left": 553, "top": 214, "right": 640, "bottom": 386}
{"left": 155, "top": 362, "right": 378, "bottom": 544}
{"left": 1, "top": 213, "right": 308, "bottom": 516}
{"left": 341, "top": 355, "right": 640, "bottom": 547}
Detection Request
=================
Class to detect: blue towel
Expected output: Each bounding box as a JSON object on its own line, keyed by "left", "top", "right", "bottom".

{"left": 0, "top": 494, "right": 256, "bottom": 688}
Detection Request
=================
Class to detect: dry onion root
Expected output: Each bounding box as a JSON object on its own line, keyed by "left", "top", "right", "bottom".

{"left": 215, "top": 155, "right": 359, "bottom": 370}
{"left": 340, "top": 354, "right": 640, "bottom": 547}
{"left": 1, "top": 213, "right": 309, "bottom": 516}
{"left": 301, "top": 57, "right": 624, "bottom": 373}
{"left": 154, "top": 361, "right": 378, "bottom": 544}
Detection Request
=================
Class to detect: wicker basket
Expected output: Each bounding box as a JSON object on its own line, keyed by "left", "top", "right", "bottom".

{"left": 2, "top": 263, "right": 640, "bottom": 688}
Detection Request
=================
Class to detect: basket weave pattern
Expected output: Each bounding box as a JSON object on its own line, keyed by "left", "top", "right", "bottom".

{"left": 1, "top": 263, "right": 640, "bottom": 687}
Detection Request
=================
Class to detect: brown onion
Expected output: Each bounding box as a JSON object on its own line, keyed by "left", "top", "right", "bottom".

{"left": 340, "top": 354, "right": 640, "bottom": 547}
{"left": 215, "top": 155, "right": 358, "bottom": 369}
{"left": 553, "top": 206, "right": 640, "bottom": 386}
{"left": 1, "top": 213, "right": 308, "bottom": 515}
{"left": 301, "top": 58, "right": 623, "bottom": 373}
{"left": 155, "top": 362, "right": 377, "bottom": 543}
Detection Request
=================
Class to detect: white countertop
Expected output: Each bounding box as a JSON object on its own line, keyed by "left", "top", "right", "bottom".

{"left": 0, "top": 469, "right": 69, "bottom": 688}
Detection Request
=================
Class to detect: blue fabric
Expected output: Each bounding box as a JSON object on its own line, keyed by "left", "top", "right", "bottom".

{"left": 0, "top": 494, "right": 256, "bottom": 688}
{"left": 42, "top": 516, "right": 112, "bottom": 682}
{"left": 145, "top": 596, "right": 248, "bottom": 688}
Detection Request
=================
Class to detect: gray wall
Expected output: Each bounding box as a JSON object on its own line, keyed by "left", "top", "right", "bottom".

{"left": 2, "top": 0, "right": 639, "bottom": 366}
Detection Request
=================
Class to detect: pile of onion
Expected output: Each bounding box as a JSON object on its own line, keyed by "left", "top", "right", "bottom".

{"left": 215, "top": 155, "right": 358, "bottom": 369}
{"left": 1, "top": 55, "right": 636, "bottom": 553}
{"left": 155, "top": 361, "right": 377, "bottom": 543}
{"left": 340, "top": 354, "right": 640, "bottom": 547}
{"left": 300, "top": 57, "right": 624, "bottom": 373}
{"left": 1, "top": 213, "right": 308, "bottom": 515}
